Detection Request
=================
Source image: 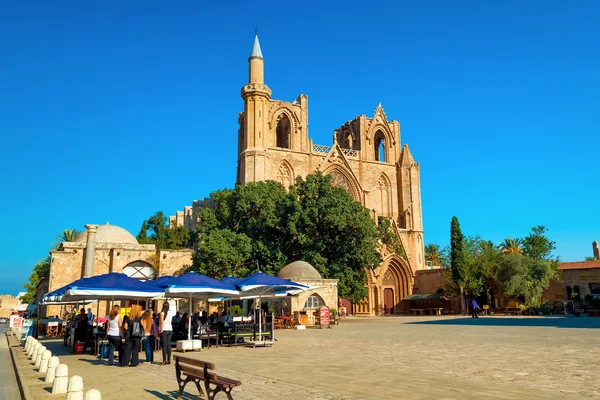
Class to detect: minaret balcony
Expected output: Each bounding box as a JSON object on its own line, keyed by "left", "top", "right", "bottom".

{"left": 241, "top": 83, "right": 272, "bottom": 98}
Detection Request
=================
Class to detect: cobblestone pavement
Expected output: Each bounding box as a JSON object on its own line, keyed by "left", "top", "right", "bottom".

{"left": 9, "top": 316, "right": 600, "bottom": 399}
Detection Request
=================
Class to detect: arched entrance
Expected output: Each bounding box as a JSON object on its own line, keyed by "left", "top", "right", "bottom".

{"left": 379, "top": 257, "right": 412, "bottom": 314}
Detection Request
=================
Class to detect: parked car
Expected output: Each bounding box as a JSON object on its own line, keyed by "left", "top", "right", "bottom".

{"left": 0, "top": 318, "right": 7, "bottom": 324}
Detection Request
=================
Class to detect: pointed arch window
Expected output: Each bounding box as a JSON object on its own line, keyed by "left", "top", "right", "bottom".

{"left": 276, "top": 114, "right": 291, "bottom": 149}
{"left": 374, "top": 130, "right": 386, "bottom": 162}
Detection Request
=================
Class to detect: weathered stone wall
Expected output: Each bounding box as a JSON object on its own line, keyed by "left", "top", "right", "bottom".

{"left": 288, "top": 279, "right": 338, "bottom": 325}
{"left": 0, "top": 295, "right": 21, "bottom": 318}
{"left": 45, "top": 242, "right": 193, "bottom": 318}
{"left": 413, "top": 269, "right": 447, "bottom": 295}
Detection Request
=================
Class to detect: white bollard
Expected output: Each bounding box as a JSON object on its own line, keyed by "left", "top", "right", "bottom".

{"left": 84, "top": 388, "right": 101, "bottom": 400}
{"left": 35, "top": 346, "right": 47, "bottom": 367}
{"left": 39, "top": 350, "right": 52, "bottom": 373}
{"left": 66, "top": 375, "right": 84, "bottom": 400}
{"left": 45, "top": 356, "right": 60, "bottom": 383}
{"left": 51, "top": 363, "right": 69, "bottom": 395}
{"left": 29, "top": 342, "right": 41, "bottom": 358}
{"left": 27, "top": 338, "right": 37, "bottom": 353}
{"left": 24, "top": 337, "right": 32, "bottom": 351}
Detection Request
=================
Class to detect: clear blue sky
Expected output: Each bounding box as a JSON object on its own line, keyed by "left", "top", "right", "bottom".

{"left": 1, "top": 1, "right": 598, "bottom": 295}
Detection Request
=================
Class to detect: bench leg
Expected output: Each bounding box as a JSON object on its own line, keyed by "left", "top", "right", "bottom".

{"left": 177, "top": 376, "right": 205, "bottom": 399}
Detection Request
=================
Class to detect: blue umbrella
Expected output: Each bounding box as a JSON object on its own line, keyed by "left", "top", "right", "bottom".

{"left": 63, "top": 273, "right": 164, "bottom": 301}
{"left": 236, "top": 272, "right": 308, "bottom": 342}
{"left": 163, "top": 272, "right": 240, "bottom": 339}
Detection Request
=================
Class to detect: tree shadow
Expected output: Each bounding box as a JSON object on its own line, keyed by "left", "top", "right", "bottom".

{"left": 407, "top": 316, "right": 600, "bottom": 329}
{"left": 144, "top": 389, "right": 202, "bottom": 399}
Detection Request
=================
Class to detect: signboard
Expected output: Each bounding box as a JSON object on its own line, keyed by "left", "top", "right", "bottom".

{"left": 319, "top": 306, "right": 330, "bottom": 327}
{"left": 21, "top": 319, "right": 35, "bottom": 344}
{"left": 10, "top": 316, "right": 22, "bottom": 329}
{"left": 482, "top": 305, "right": 489, "bottom": 310}
{"left": 579, "top": 271, "right": 599, "bottom": 281}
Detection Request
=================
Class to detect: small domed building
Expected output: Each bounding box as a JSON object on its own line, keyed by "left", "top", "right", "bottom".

{"left": 277, "top": 261, "right": 338, "bottom": 325}
{"left": 42, "top": 223, "right": 193, "bottom": 317}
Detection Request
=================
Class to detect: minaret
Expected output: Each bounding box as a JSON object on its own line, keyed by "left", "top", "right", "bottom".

{"left": 238, "top": 32, "right": 272, "bottom": 184}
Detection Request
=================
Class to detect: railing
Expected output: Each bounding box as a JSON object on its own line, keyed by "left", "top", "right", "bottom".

{"left": 312, "top": 144, "right": 331, "bottom": 154}
{"left": 312, "top": 144, "right": 360, "bottom": 159}
{"left": 341, "top": 149, "right": 359, "bottom": 158}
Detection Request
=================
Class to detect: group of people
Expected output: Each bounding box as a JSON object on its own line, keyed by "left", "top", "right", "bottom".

{"left": 104, "top": 301, "right": 177, "bottom": 367}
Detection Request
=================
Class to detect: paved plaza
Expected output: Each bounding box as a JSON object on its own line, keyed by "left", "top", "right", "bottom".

{"left": 8, "top": 316, "right": 600, "bottom": 399}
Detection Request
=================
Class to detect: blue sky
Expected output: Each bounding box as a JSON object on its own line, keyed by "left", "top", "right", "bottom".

{"left": 0, "top": 1, "right": 598, "bottom": 295}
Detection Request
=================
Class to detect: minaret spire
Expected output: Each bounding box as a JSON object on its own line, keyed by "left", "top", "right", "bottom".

{"left": 250, "top": 31, "right": 263, "bottom": 59}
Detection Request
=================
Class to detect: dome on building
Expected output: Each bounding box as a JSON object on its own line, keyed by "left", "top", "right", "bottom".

{"left": 75, "top": 223, "right": 138, "bottom": 245}
{"left": 278, "top": 261, "right": 322, "bottom": 280}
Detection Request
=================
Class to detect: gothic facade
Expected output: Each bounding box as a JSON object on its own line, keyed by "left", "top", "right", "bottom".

{"left": 174, "top": 34, "right": 425, "bottom": 316}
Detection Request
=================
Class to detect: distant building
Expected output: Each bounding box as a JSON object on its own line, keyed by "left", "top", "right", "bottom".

{"left": 544, "top": 241, "right": 600, "bottom": 301}
{"left": 0, "top": 294, "right": 21, "bottom": 318}
{"left": 44, "top": 223, "right": 193, "bottom": 318}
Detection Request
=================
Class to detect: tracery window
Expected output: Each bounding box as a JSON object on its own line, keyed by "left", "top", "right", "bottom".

{"left": 330, "top": 172, "right": 350, "bottom": 192}
{"left": 382, "top": 270, "right": 395, "bottom": 286}
{"left": 276, "top": 163, "right": 292, "bottom": 188}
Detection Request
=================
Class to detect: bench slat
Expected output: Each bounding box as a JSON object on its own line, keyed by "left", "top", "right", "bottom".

{"left": 174, "top": 355, "right": 215, "bottom": 370}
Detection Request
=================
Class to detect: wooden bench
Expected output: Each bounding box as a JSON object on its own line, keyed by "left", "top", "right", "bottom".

{"left": 411, "top": 308, "right": 425, "bottom": 315}
{"left": 426, "top": 308, "right": 443, "bottom": 316}
{"left": 174, "top": 355, "right": 241, "bottom": 400}
{"left": 231, "top": 323, "right": 255, "bottom": 347}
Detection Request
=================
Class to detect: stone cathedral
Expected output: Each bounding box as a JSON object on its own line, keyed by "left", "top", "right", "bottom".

{"left": 173, "top": 34, "right": 425, "bottom": 316}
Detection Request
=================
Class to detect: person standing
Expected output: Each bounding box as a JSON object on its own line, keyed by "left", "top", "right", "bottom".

{"left": 141, "top": 310, "right": 155, "bottom": 364}
{"left": 471, "top": 299, "right": 480, "bottom": 319}
{"left": 159, "top": 302, "right": 175, "bottom": 365}
{"left": 122, "top": 305, "right": 143, "bottom": 367}
{"left": 105, "top": 305, "right": 122, "bottom": 366}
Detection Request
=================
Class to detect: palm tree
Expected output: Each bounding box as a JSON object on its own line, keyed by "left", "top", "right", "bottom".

{"left": 424, "top": 243, "right": 443, "bottom": 267}
{"left": 52, "top": 228, "right": 81, "bottom": 249}
{"left": 499, "top": 238, "right": 522, "bottom": 255}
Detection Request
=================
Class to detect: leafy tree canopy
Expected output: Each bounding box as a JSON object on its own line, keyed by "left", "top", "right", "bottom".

{"left": 441, "top": 222, "right": 558, "bottom": 308}
{"left": 190, "top": 172, "right": 393, "bottom": 303}
{"left": 137, "top": 211, "right": 191, "bottom": 250}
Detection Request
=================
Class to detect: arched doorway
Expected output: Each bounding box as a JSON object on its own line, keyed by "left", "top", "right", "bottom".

{"left": 384, "top": 288, "right": 394, "bottom": 314}
{"left": 379, "top": 257, "right": 412, "bottom": 314}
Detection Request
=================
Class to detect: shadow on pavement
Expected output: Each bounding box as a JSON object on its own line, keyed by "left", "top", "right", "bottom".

{"left": 77, "top": 357, "right": 106, "bottom": 366}
{"left": 407, "top": 316, "right": 600, "bottom": 329}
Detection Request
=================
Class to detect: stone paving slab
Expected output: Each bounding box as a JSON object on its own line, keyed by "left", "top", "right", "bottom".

{"left": 9, "top": 316, "right": 599, "bottom": 399}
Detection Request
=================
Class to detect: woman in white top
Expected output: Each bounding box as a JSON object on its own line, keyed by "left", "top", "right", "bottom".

{"left": 105, "top": 305, "right": 122, "bottom": 366}
{"left": 159, "top": 302, "right": 174, "bottom": 365}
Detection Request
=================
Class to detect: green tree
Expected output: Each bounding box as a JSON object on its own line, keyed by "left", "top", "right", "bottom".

{"left": 136, "top": 211, "right": 191, "bottom": 250}
{"left": 424, "top": 243, "right": 447, "bottom": 267}
{"left": 52, "top": 229, "right": 81, "bottom": 249}
{"left": 449, "top": 216, "right": 469, "bottom": 310}
{"left": 190, "top": 172, "right": 388, "bottom": 303}
{"left": 585, "top": 256, "right": 599, "bottom": 261}
{"left": 21, "top": 255, "right": 51, "bottom": 304}
{"left": 495, "top": 254, "right": 557, "bottom": 307}
{"left": 522, "top": 225, "right": 556, "bottom": 260}
{"left": 499, "top": 238, "right": 523, "bottom": 255}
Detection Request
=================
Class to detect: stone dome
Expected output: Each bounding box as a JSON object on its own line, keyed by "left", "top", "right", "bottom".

{"left": 75, "top": 223, "right": 138, "bottom": 245}
{"left": 278, "top": 261, "right": 322, "bottom": 280}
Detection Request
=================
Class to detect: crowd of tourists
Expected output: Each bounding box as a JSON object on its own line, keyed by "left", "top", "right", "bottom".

{"left": 103, "top": 302, "right": 233, "bottom": 367}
